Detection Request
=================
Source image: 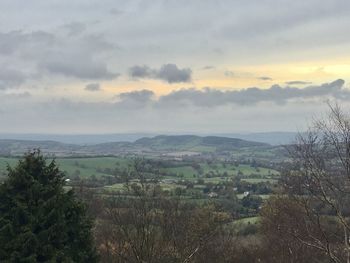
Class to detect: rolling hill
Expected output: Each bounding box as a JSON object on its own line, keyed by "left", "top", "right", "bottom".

{"left": 134, "top": 135, "right": 268, "bottom": 151}
{"left": 0, "top": 135, "right": 272, "bottom": 157}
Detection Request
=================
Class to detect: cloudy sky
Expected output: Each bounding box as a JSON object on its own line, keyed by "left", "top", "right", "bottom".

{"left": 1, "top": 0, "right": 350, "bottom": 134}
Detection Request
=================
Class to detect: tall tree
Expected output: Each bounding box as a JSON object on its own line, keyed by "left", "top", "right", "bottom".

{"left": 0, "top": 150, "right": 98, "bottom": 262}
{"left": 95, "top": 159, "right": 231, "bottom": 262}
{"left": 261, "top": 103, "right": 350, "bottom": 263}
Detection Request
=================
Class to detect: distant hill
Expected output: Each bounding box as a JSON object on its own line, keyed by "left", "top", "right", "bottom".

{"left": 134, "top": 135, "right": 268, "bottom": 151}
{"left": 0, "top": 133, "right": 153, "bottom": 145}
{"left": 0, "top": 139, "right": 79, "bottom": 156}
{"left": 0, "top": 135, "right": 271, "bottom": 156}
{"left": 220, "top": 132, "right": 298, "bottom": 145}
{"left": 0, "top": 132, "right": 299, "bottom": 145}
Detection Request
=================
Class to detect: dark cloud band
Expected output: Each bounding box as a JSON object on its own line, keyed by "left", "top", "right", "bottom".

{"left": 129, "top": 63, "right": 192, "bottom": 84}
{"left": 115, "top": 79, "right": 346, "bottom": 108}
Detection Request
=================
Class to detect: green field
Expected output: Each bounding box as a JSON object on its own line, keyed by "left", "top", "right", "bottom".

{"left": 0, "top": 157, "right": 279, "bottom": 178}
{"left": 57, "top": 157, "right": 131, "bottom": 178}
{"left": 0, "top": 157, "right": 132, "bottom": 178}
{"left": 161, "top": 166, "right": 197, "bottom": 178}
{"left": 0, "top": 158, "right": 19, "bottom": 177}
{"left": 234, "top": 216, "right": 259, "bottom": 225}
{"left": 0, "top": 157, "right": 280, "bottom": 190}
{"left": 161, "top": 163, "right": 278, "bottom": 178}
{"left": 0, "top": 156, "right": 276, "bottom": 228}
{"left": 241, "top": 178, "right": 278, "bottom": 184}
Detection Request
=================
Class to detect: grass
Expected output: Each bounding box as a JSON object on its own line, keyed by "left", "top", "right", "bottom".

{"left": 0, "top": 157, "right": 19, "bottom": 175}
{"left": 0, "top": 156, "right": 133, "bottom": 179}
{"left": 241, "top": 178, "right": 278, "bottom": 184}
{"left": 0, "top": 157, "right": 280, "bottom": 187}
{"left": 104, "top": 183, "right": 125, "bottom": 191}
{"left": 234, "top": 216, "right": 260, "bottom": 225}
{"left": 56, "top": 157, "right": 130, "bottom": 178}
{"left": 160, "top": 166, "right": 197, "bottom": 178}
{"left": 161, "top": 163, "right": 279, "bottom": 179}
{"left": 237, "top": 194, "right": 272, "bottom": 200}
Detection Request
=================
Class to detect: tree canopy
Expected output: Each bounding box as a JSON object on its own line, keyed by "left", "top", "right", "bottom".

{"left": 0, "top": 150, "right": 98, "bottom": 262}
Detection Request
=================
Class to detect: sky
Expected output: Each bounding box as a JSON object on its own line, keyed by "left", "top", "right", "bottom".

{"left": 1, "top": 0, "right": 350, "bottom": 134}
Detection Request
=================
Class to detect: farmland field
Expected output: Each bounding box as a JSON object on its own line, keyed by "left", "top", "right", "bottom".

{"left": 0, "top": 153, "right": 280, "bottom": 237}
{"left": 0, "top": 154, "right": 280, "bottom": 227}
{"left": 0, "top": 156, "right": 280, "bottom": 182}
{"left": 0, "top": 156, "right": 131, "bottom": 178}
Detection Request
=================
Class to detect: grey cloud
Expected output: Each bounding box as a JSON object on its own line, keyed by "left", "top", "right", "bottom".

{"left": 224, "top": 71, "right": 234, "bottom": 77}
{"left": 2, "top": 92, "right": 31, "bottom": 99}
{"left": 0, "top": 95, "right": 333, "bottom": 134}
{"left": 0, "top": 29, "right": 119, "bottom": 83}
{"left": 157, "top": 79, "right": 346, "bottom": 107}
{"left": 117, "top": 89, "right": 155, "bottom": 108}
{"left": 1, "top": 1, "right": 350, "bottom": 74}
{"left": 81, "top": 34, "right": 117, "bottom": 51}
{"left": 85, "top": 83, "right": 101, "bottom": 91}
{"left": 217, "top": 1, "right": 350, "bottom": 41}
{"left": 118, "top": 89, "right": 154, "bottom": 102}
{"left": 109, "top": 8, "right": 123, "bottom": 16}
{"left": 62, "top": 22, "right": 87, "bottom": 36}
{"left": 2, "top": 80, "right": 349, "bottom": 134}
{"left": 89, "top": 79, "right": 348, "bottom": 109}
{"left": 129, "top": 63, "right": 192, "bottom": 83}
{"left": 0, "top": 68, "right": 26, "bottom": 89}
{"left": 39, "top": 52, "right": 119, "bottom": 80}
{"left": 202, "top": 66, "right": 215, "bottom": 70}
{"left": 32, "top": 31, "right": 119, "bottom": 80}
{"left": 0, "top": 30, "right": 55, "bottom": 55}
{"left": 285, "top": 81, "right": 313, "bottom": 85}
{"left": 258, "top": 76, "right": 273, "bottom": 81}
{"left": 157, "top": 64, "right": 192, "bottom": 83}
{"left": 1, "top": 1, "right": 350, "bottom": 134}
{"left": 129, "top": 65, "right": 154, "bottom": 78}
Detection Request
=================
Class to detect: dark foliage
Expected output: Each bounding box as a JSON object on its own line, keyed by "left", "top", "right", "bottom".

{"left": 0, "top": 151, "right": 98, "bottom": 262}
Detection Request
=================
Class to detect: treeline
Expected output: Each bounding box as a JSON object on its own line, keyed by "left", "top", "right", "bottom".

{"left": 0, "top": 150, "right": 338, "bottom": 262}
{"left": 2, "top": 104, "right": 350, "bottom": 262}
{"left": 80, "top": 104, "right": 350, "bottom": 262}
{"left": 77, "top": 164, "right": 265, "bottom": 262}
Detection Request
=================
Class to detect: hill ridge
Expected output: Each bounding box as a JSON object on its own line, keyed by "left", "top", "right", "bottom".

{"left": 0, "top": 134, "right": 271, "bottom": 156}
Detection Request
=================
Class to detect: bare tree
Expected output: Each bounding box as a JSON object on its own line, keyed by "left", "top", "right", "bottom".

{"left": 95, "top": 159, "right": 231, "bottom": 263}
{"left": 263, "top": 103, "right": 350, "bottom": 263}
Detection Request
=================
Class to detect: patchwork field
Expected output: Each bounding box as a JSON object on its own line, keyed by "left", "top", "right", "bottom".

{"left": 0, "top": 155, "right": 280, "bottom": 227}
{"left": 0, "top": 156, "right": 280, "bottom": 182}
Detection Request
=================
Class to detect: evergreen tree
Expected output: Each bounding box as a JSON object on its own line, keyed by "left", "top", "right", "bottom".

{"left": 0, "top": 151, "right": 98, "bottom": 262}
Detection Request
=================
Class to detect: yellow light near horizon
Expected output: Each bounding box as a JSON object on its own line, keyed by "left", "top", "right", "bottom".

{"left": 323, "top": 64, "right": 350, "bottom": 75}
{"left": 102, "top": 81, "right": 187, "bottom": 96}
{"left": 49, "top": 60, "right": 350, "bottom": 102}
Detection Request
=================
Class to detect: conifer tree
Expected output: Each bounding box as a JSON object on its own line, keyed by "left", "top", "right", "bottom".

{"left": 0, "top": 150, "right": 98, "bottom": 262}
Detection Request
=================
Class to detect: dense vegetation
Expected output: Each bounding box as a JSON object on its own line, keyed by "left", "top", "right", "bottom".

{"left": 0, "top": 134, "right": 285, "bottom": 159}
{"left": 0, "top": 151, "right": 98, "bottom": 262}
{"left": 2, "top": 105, "right": 350, "bottom": 262}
